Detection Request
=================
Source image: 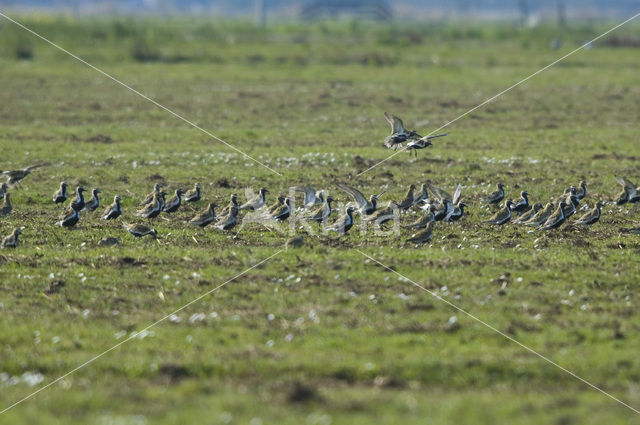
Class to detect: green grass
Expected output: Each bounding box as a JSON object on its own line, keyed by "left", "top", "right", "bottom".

{"left": 1, "top": 15, "right": 640, "bottom": 424}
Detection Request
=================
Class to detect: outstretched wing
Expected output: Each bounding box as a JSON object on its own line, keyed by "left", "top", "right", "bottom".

{"left": 290, "top": 186, "right": 316, "bottom": 206}
{"left": 337, "top": 184, "right": 368, "bottom": 209}
{"left": 615, "top": 176, "right": 637, "bottom": 190}
{"left": 427, "top": 183, "right": 452, "bottom": 203}
{"left": 384, "top": 112, "right": 405, "bottom": 134}
{"left": 452, "top": 183, "right": 462, "bottom": 205}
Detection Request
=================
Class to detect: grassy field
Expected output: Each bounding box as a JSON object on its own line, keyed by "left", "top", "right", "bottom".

{"left": 1, "top": 15, "right": 640, "bottom": 425}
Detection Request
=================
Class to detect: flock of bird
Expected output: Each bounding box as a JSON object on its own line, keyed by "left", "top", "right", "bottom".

{"left": 2, "top": 112, "right": 640, "bottom": 248}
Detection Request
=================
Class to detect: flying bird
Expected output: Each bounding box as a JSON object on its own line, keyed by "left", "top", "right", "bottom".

{"left": 382, "top": 112, "right": 421, "bottom": 150}
{"left": 405, "top": 133, "right": 449, "bottom": 156}
{"left": 3, "top": 163, "right": 48, "bottom": 187}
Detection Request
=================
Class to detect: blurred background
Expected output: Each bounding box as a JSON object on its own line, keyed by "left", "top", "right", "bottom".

{"left": 1, "top": 1, "right": 639, "bottom": 21}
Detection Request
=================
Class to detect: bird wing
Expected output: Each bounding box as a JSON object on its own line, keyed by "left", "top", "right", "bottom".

{"left": 615, "top": 176, "right": 637, "bottom": 190}
{"left": 487, "top": 205, "right": 509, "bottom": 223}
{"left": 337, "top": 184, "right": 368, "bottom": 209}
{"left": 384, "top": 112, "right": 406, "bottom": 134}
{"left": 426, "top": 183, "right": 451, "bottom": 203}
{"left": 424, "top": 132, "right": 449, "bottom": 141}
{"left": 452, "top": 184, "right": 462, "bottom": 205}
{"left": 290, "top": 186, "right": 316, "bottom": 206}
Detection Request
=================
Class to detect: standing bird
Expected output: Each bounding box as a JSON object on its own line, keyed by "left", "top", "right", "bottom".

{"left": 306, "top": 196, "right": 334, "bottom": 223}
{"left": 57, "top": 207, "right": 79, "bottom": 229}
{"left": 267, "top": 195, "right": 286, "bottom": 215}
{"left": 484, "top": 182, "right": 505, "bottom": 205}
{"left": 215, "top": 206, "right": 239, "bottom": 230}
{"left": 135, "top": 191, "right": 165, "bottom": 220}
{"left": 82, "top": 188, "right": 101, "bottom": 212}
{"left": 219, "top": 194, "right": 239, "bottom": 217}
{"left": 337, "top": 184, "right": 386, "bottom": 215}
{"left": 183, "top": 183, "right": 202, "bottom": 203}
{"left": 1, "top": 227, "right": 23, "bottom": 248}
{"left": 404, "top": 205, "right": 435, "bottom": 229}
{"left": 485, "top": 200, "right": 514, "bottom": 225}
{"left": 122, "top": 222, "right": 157, "bottom": 238}
{"left": 365, "top": 200, "right": 400, "bottom": 229}
{"left": 572, "top": 201, "right": 604, "bottom": 226}
{"left": 163, "top": 189, "right": 184, "bottom": 213}
{"left": 271, "top": 198, "right": 292, "bottom": 221}
{"left": 189, "top": 202, "right": 217, "bottom": 228}
{"left": 70, "top": 186, "right": 86, "bottom": 212}
{"left": 3, "top": 163, "right": 47, "bottom": 187}
{"left": 575, "top": 180, "right": 587, "bottom": 201}
{"left": 562, "top": 193, "right": 578, "bottom": 218}
{"left": 513, "top": 203, "right": 543, "bottom": 224}
{"left": 523, "top": 203, "right": 555, "bottom": 227}
{"left": 289, "top": 186, "right": 324, "bottom": 208}
{"left": 397, "top": 184, "right": 416, "bottom": 211}
{"left": 412, "top": 183, "right": 429, "bottom": 206}
{"left": 510, "top": 191, "right": 530, "bottom": 214}
{"left": 52, "top": 181, "right": 68, "bottom": 204}
{"left": 102, "top": 195, "right": 122, "bottom": 220}
{"left": 327, "top": 206, "right": 356, "bottom": 235}
{"left": 382, "top": 112, "right": 421, "bottom": 150}
{"left": 406, "top": 132, "right": 449, "bottom": 156}
{"left": 0, "top": 193, "right": 12, "bottom": 217}
{"left": 446, "top": 202, "right": 467, "bottom": 222}
{"left": 240, "top": 188, "right": 268, "bottom": 211}
{"left": 433, "top": 199, "right": 454, "bottom": 222}
{"left": 139, "top": 183, "right": 163, "bottom": 206}
{"left": 407, "top": 220, "right": 435, "bottom": 244}
{"left": 538, "top": 202, "right": 568, "bottom": 230}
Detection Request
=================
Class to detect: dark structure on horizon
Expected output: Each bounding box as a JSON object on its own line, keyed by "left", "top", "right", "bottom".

{"left": 301, "top": 0, "right": 393, "bottom": 21}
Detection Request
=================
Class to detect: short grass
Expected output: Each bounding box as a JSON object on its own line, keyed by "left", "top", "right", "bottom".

{"left": 1, "top": 15, "right": 640, "bottom": 425}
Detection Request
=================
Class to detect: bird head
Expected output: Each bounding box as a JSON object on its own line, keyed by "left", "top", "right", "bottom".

{"left": 498, "top": 182, "right": 504, "bottom": 189}
{"left": 326, "top": 196, "right": 334, "bottom": 204}
{"left": 61, "top": 181, "right": 68, "bottom": 188}
{"left": 260, "top": 187, "right": 268, "bottom": 195}
{"left": 93, "top": 188, "right": 101, "bottom": 195}
{"left": 115, "top": 195, "right": 122, "bottom": 202}
{"left": 77, "top": 186, "right": 85, "bottom": 193}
